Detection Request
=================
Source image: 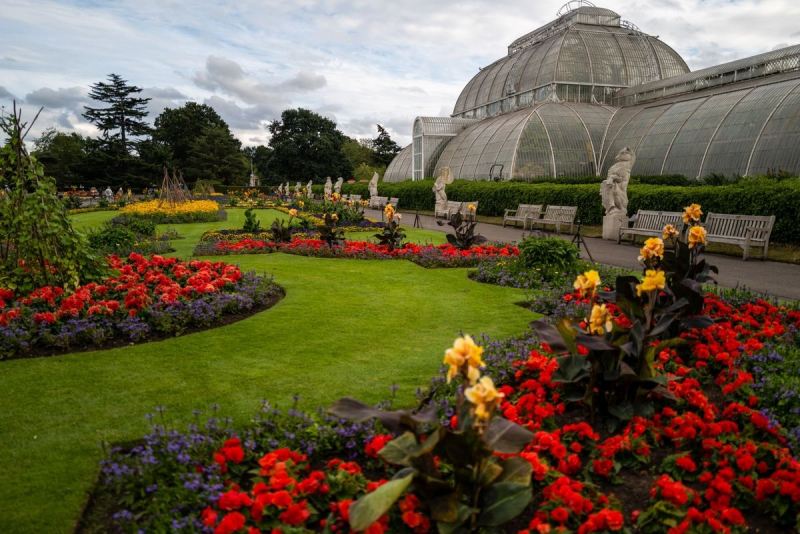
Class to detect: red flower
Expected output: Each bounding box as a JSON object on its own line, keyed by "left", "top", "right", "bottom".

{"left": 278, "top": 500, "right": 310, "bottom": 526}
{"left": 214, "top": 512, "right": 245, "bottom": 534}
{"left": 365, "top": 434, "right": 393, "bottom": 458}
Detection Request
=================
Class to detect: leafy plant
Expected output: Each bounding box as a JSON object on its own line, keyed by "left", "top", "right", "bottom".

{"left": 243, "top": 208, "right": 261, "bottom": 233}
{"left": 518, "top": 237, "right": 579, "bottom": 284}
{"left": 534, "top": 268, "right": 691, "bottom": 427}
{"left": 87, "top": 225, "right": 137, "bottom": 255}
{"left": 318, "top": 212, "right": 344, "bottom": 247}
{"left": 438, "top": 211, "right": 487, "bottom": 250}
{"left": 0, "top": 105, "right": 102, "bottom": 291}
{"left": 374, "top": 204, "right": 405, "bottom": 251}
{"left": 330, "top": 336, "right": 534, "bottom": 532}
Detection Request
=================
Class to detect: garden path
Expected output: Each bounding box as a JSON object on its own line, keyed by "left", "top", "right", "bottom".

{"left": 368, "top": 209, "right": 800, "bottom": 300}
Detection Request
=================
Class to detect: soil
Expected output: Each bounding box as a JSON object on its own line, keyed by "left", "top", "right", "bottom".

{"left": 4, "top": 287, "right": 285, "bottom": 362}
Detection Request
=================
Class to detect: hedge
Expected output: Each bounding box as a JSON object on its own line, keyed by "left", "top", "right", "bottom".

{"left": 350, "top": 179, "right": 800, "bottom": 245}
{"left": 220, "top": 179, "right": 800, "bottom": 244}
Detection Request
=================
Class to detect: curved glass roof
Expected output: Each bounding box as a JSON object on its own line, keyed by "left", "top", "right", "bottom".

{"left": 383, "top": 144, "right": 413, "bottom": 182}
{"left": 600, "top": 74, "right": 800, "bottom": 178}
{"left": 452, "top": 8, "right": 689, "bottom": 117}
{"left": 434, "top": 102, "right": 615, "bottom": 180}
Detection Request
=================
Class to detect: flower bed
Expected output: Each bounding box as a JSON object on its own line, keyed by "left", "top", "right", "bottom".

{"left": 119, "top": 200, "right": 226, "bottom": 224}
{"left": 85, "top": 287, "right": 800, "bottom": 533}
{"left": 0, "top": 254, "right": 283, "bottom": 359}
{"left": 196, "top": 237, "right": 520, "bottom": 267}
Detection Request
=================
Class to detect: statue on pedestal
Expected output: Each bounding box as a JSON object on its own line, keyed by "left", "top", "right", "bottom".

{"left": 334, "top": 177, "right": 343, "bottom": 194}
{"left": 324, "top": 177, "right": 333, "bottom": 198}
{"left": 368, "top": 172, "right": 379, "bottom": 198}
{"left": 601, "top": 147, "right": 636, "bottom": 240}
{"left": 433, "top": 167, "right": 454, "bottom": 212}
{"left": 306, "top": 180, "right": 313, "bottom": 197}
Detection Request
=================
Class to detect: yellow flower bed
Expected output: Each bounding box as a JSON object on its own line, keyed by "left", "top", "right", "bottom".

{"left": 121, "top": 200, "right": 220, "bottom": 217}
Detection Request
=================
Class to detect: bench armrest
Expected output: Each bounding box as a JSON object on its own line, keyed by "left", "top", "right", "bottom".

{"left": 744, "top": 226, "right": 772, "bottom": 240}
{"left": 504, "top": 209, "right": 517, "bottom": 217}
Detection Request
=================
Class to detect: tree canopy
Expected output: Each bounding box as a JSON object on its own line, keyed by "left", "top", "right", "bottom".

{"left": 82, "top": 74, "right": 151, "bottom": 154}
{"left": 371, "top": 124, "right": 401, "bottom": 167}
{"left": 267, "top": 108, "right": 352, "bottom": 182}
{"left": 151, "top": 103, "right": 228, "bottom": 173}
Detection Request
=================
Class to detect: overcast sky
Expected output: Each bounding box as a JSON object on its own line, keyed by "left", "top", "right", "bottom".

{"left": 1, "top": 0, "right": 798, "bottom": 147}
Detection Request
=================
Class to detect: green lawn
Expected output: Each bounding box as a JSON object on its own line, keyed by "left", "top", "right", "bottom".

{"left": 0, "top": 209, "right": 533, "bottom": 533}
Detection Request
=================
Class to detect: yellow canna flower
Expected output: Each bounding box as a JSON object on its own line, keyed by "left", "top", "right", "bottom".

{"left": 682, "top": 203, "right": 703, "bottom": 224}
{"left": 298, "top": 200, "right": 305, "bottom": 208}
{"left": 467, "top": 203, "right": 477, "bottom": 212}
{"left": 588, "top": 304, "right": 613, "bottom": 335}
{"left": 638, "top": 237, "right": 664, "bottom": 263}
{"left": 688, "top": 225, "right": 707, "bottom": 249}
{"left": 662, "top": 224, "right": 679, "bottom": 240}
{"left": 465, "top": 376, "right": 504, "bottom": 421}
{"left": 288, "top": 208, "right": 298, "bottom": 217}
{"left": 443, "top": 335, "right": 485, "bottom": 384}
{"left": 573, "top": 270, "right": 601, "bottom": 297}
{"left": 636, "top": 269, "right": 666, "bottom": 296}
{"left": 331, "top": 213, "right": 339, "bottom": 222}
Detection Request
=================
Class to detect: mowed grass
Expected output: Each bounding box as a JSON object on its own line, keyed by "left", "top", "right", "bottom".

{"left": 0, "top": 209, "right": 534, "bottom": 533}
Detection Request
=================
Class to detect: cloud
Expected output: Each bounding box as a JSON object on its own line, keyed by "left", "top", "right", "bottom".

{"left": 24, "top": 87, "right": 85, "bottom": 110}
{"left": 0, "top": 86, "right": 16, "bottom": 100}
{"left": 193, "top": 55, "right": 326, "bottom": 105}
{"left": 203, "top": 95, "right": 281, "bottom": 130}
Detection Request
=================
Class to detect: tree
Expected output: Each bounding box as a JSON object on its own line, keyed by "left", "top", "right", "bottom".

{"left": 82, "top": 74, "right": 151, "bottom": 154}
{"left": 184, "top": 125, "right": 248, "bottom": 185}
{"left": 371, "top": 124, "right": 401, "bottom": 167}
{"left": 150, "top": 102, "right": 228, "bottom": 174}
{"left": 267, "top": 108, "right": 352, "bottom": 181}
{"left": 342, "top": 137, "right": 375, "bottom": 171}
{"left": 33, "top": 128, "right": 87, "bottom": 188}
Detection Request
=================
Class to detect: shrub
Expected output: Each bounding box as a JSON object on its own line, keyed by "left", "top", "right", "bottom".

{"left": 87, "top": 226, "right": 138, "bottom": 256}
{"left": 109, "top": 216, "right": 156, "bottom": 238}
{"left": 338, "top": 178, "right": 800, "bottom": 244}
{"left": 518, "top": 237, "right": 580, "bottom": 283}
{"left": 242, "top": 208, "right": 261, "bottom": 233}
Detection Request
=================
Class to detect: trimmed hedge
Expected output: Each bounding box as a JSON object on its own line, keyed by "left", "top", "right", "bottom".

{"left": 346, "top": 179, "right": 800, "bottom": 245}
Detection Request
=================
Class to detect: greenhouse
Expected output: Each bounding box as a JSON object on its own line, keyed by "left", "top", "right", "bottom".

{"left": 384, "top": 4, "right": 800, "bottom": 181}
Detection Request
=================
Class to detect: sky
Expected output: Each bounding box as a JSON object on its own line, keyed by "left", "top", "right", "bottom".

{"left": 1, "top": 0, "right": 798, "bottom": 147}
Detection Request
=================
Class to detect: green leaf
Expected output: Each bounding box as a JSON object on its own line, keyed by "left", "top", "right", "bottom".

{"left": 483, "top": 417, "right": 533, "bottom": 454}
{"left": 496, "top": 456, "right": 532, "bottom": 486}
{"left": 478, "top": 460, "right": 504, "bottom": 487}
{"left": 477, "top": 482, "right": 532, "bottom": 526}
{"left": 435, "top": 504, "right": 473, "bottom": 534}
{"left": 427, "top": 492, "right": 461, "bottom": 523}
{"left": 377, "top": 432, "right": 418, "bottom": 466}
{"left": 349, "top": 469, "right": 415, "bottom": 531}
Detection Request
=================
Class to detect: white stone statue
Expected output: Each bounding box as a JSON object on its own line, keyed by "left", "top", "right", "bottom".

{"left": 601, "top": 147, "right": 636, "bottom": 240}
{"left": 306, "top": 180, "right": 313, "bottom": 197}
{"left": 103, "top": 187, "right": 114, "bottom": 202}
{"left": 294, "top": 181, "right": 302, "bottom": 195}
{"left": 284, "top": 182, "right": 290, "bottom": 196}
{"left": 334, "top": 177, "right": 343, "bottom": 194}
{"left": 324, "top": 177, "right": 333, "bottom": 198}
{"left": 368, "top": 172, "right": 379, "bottom": 198}
{"left": 433, "top": 167, "right": 454, "bottom": 211}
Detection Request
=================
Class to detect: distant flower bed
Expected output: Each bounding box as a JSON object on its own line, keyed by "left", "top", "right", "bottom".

{"left": 0, "top": 254, "right": 282, "bottom": 360}
{"left": 196, "top": 237, "right": 519, "bottom": 267}
{"left": 119, "top": 200, "right": 225, "bottom": 223}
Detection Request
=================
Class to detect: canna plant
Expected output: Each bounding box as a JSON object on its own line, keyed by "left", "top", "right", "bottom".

{"left": 373, "top": 203, "right": 406, "bottom": 251}
{"left": 269, "top": 208, "right": 297, "bottom": 243}
{"left": 438, "top": 210, "right": 487, "bottom": 250}
{"left": 317, "top": 212, "right": 345, "bottom": 247}
{"left": 534, "top": 266, "right": 690, "bottom": 426}
{"left": 329, "top": 335, "right": 534, "bottom": 533}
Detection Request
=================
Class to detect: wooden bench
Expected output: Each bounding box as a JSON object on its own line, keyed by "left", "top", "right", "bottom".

{"left": 388, "top": 197, "right": 399, "bottom": 208}
{"left": 618, "top": 210, "right": 683, "bottom": 244}
{"left": 503, "top": 204, "right": 543, "bottom": 229}
{"left": 530, "top": 205, "right": 577, "bottom": 234}
{"left": 704, "top": 213, "right": 775, "bottom": 260}
{"left": 349, "top": 194, "right": 362, "bottom": 202}
{"left": 369, "top": 195, "right": 388, "bottom": 208}
{"left": 435, "top": 201, "right": 479, "bottom": 221}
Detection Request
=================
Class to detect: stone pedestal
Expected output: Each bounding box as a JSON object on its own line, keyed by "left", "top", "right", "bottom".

{"left": 602, "top": 213, "right": 627, "bottom": 241}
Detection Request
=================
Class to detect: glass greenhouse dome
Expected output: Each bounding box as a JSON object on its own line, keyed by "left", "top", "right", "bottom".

{"left": 384, "top": 4, "right": 800, "bottom": 182}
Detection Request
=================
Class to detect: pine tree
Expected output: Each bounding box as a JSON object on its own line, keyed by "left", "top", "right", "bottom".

{"left": 371, "top": 124, "right": 400, "bottom": 166}
{"left": 82, "top": 74, "right": 151, "bottom": 153}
